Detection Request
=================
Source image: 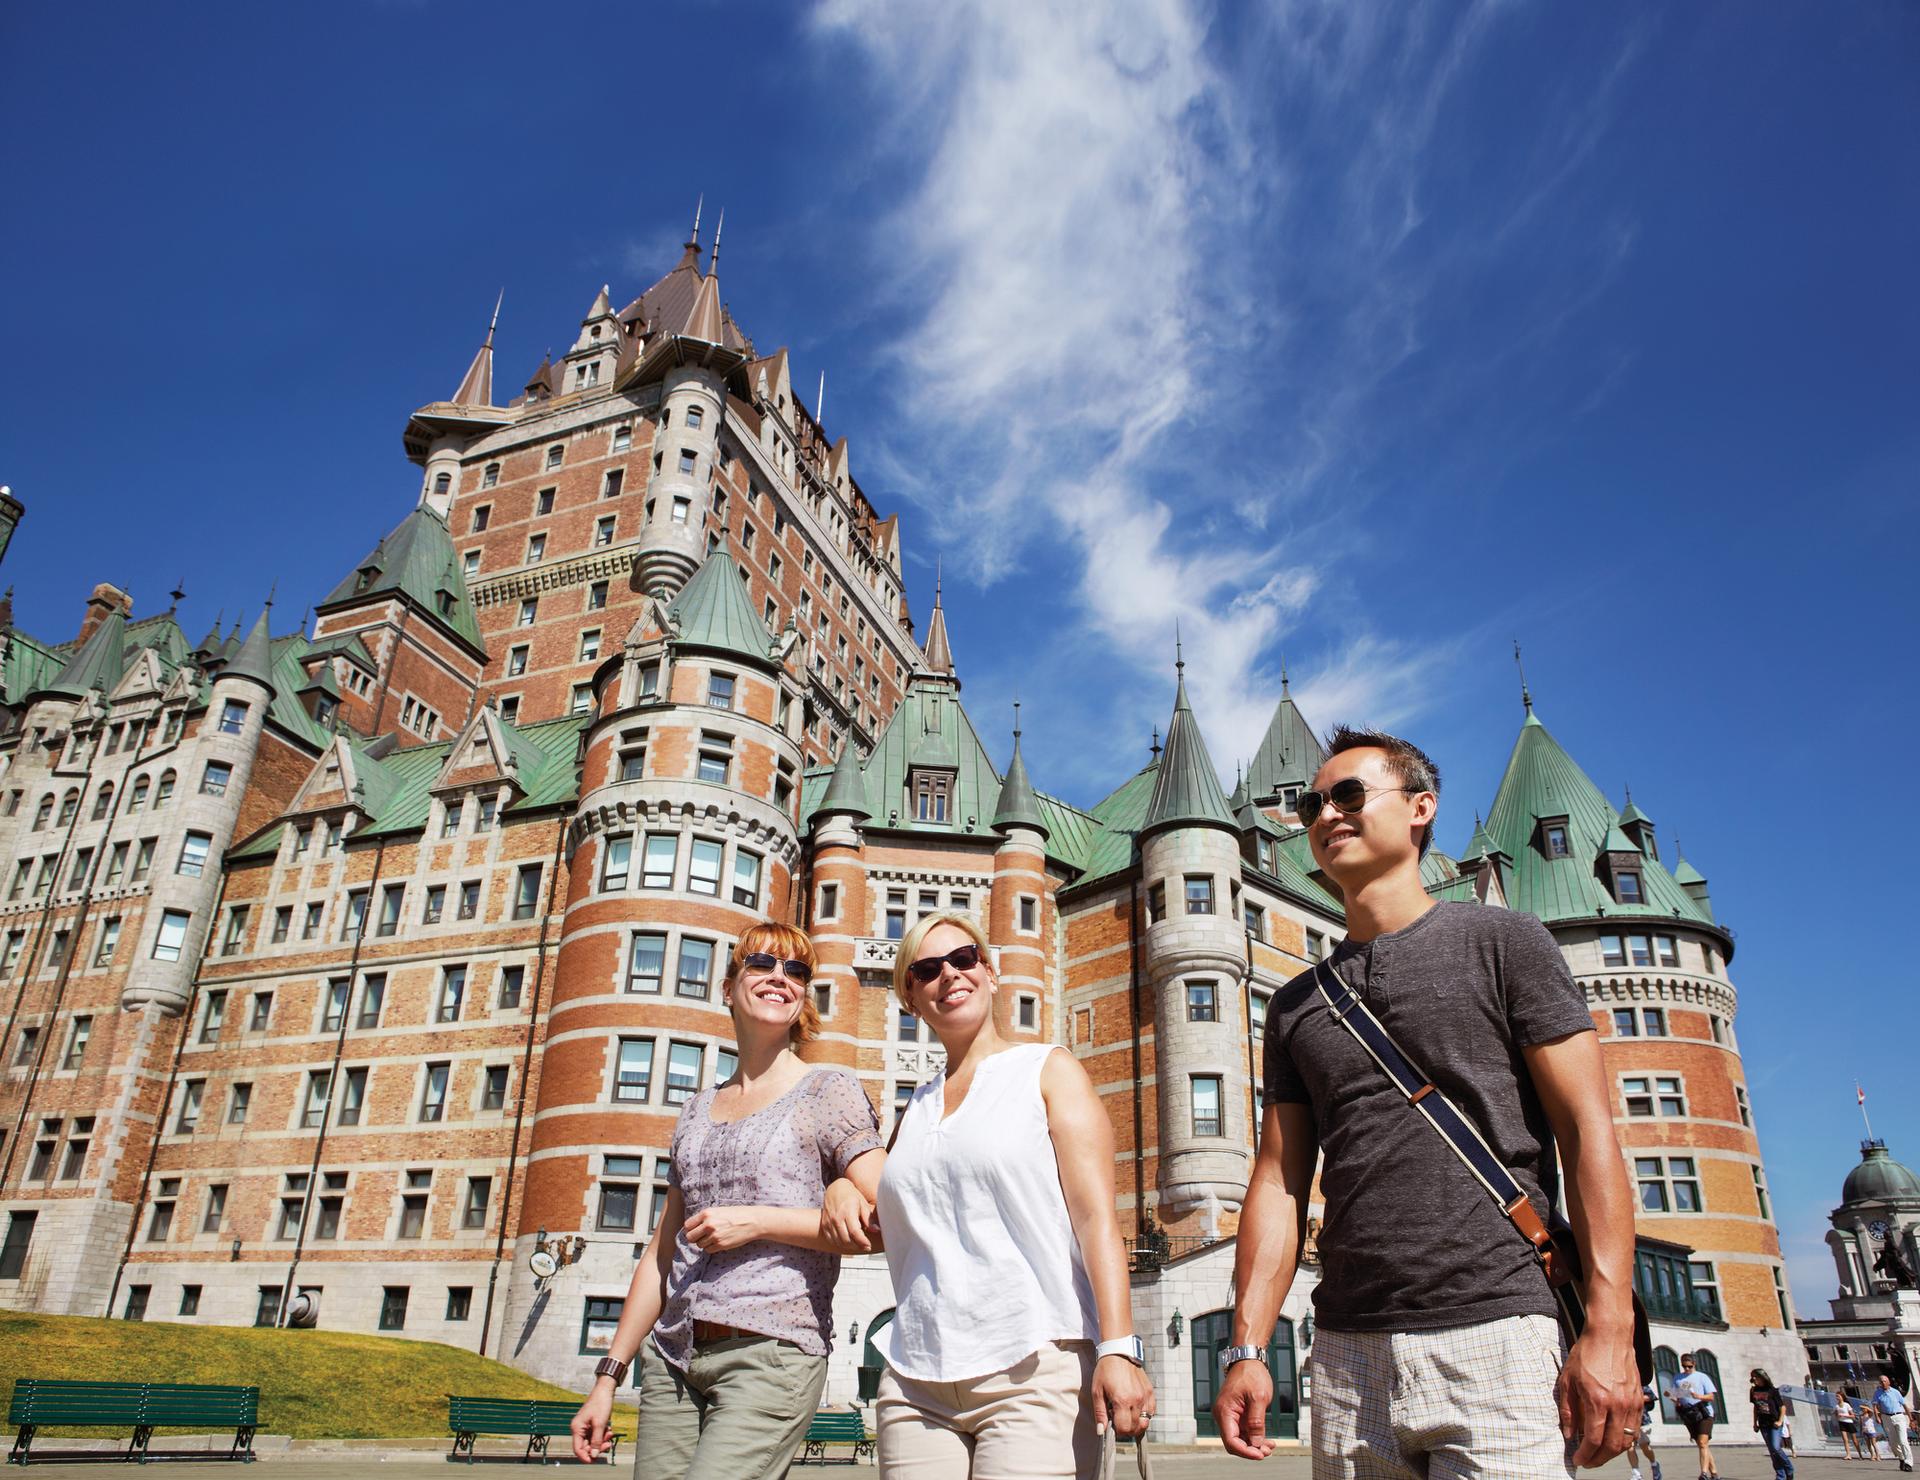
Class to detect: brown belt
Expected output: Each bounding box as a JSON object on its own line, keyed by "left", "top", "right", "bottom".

{"left": 692, "top": 1320, "right": 764, "bottom": 1344}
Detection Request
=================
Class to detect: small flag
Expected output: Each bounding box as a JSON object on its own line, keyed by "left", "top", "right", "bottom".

{"left": 1859, "top": 1085, "right": 1867, "bottom": 1106}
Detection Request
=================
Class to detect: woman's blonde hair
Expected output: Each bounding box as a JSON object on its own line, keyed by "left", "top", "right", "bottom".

{"left": 725, "top": 920, "right": 820, "bottom": 1044}
{"left": 891, "top": 911, "right": 992, "bottom": 1012}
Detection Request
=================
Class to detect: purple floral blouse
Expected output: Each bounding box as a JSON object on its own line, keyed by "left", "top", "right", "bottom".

{"left": 650, "top": 1067, "right": 881, "bottom": 1371}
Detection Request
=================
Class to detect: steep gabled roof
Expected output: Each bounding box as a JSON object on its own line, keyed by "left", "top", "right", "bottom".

{"left": 666, "top": 550, "right": 776, "bottom": 668}
{"left": 1245, "top": 678, "right": 1326, "bottom": 802}
{"left": 859, "top": 677, "right": 1002, "bottom": 834}
{"left": 317, "top": 505, "right": 484, "bottom": 656}
{"left": 37, "top": 609, "right": 126, "bottom": 699}
{"left": 222, "top": 608, "right": 276, "bottom": 691}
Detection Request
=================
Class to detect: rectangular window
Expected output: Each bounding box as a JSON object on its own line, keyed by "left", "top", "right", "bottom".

{"left": 581, "top": 1296, "right": 625, "bottom": 1355}
{"left": 598, "top": 1156, "right": 642, "bottom": 1231}
{"left": 463, "top": 1176, "right": 491, "bottom": 1230}
{"left": 376, "top": 884, "right": 404, "bottom": 936}
{"left": 1147, "top": 882, "right": 1166, "bottom": 924}
{"left": 342, "top": 891, "right": 367, "bottom": 941}
{"left": 250, "top": 991, "right": 272, "bottom": 1031}
{"left": 628, "top": 933, "right": 666, "bottom": 993}
{"left": 696, "top": 736, "right": 730, "bottom": 784}
{"left": 105, "top": 843, "right": 129, "bottom": 884}
{"left": 1612, "top": 1008, "right": 1639, "bottom": 1037}
{"left": 1616, "top": 871, "right": 1643, "bottom": 904}
{"left": 0, "top": 1212, "right": 37, "bottom": 1280}
{"left": 885, "top": 889, "right": 907, "bottom": 939}
{"left": 1734, "top": 1085, "right": 1751, "bottom": 1127}
{"left": 221, "top": 906, "right": 248, "bottom": 955}
{"left": 201, "top": 1184, "right": 227, "bottom": 1233}
{"left": 1642, "top": 1007, "right": 1667, "bottom": 1036}
{"left": 270, "top": 907, "right": 290, "bottom": 944}
{"left": 707, "top": 672, "right": 735, "bottom": 709}
{"left": 457, "top": 880, "right": 481, "bottom": 920}
{"left": 817, "top": 882, "right": 840, "bottom": 920}
{"left": 730, "top": 851, "right": 761, "bottom": 908}
{"left": 664, "top": 1042, "right": 702, "bottom": 1106}
{"left": 226, "top": 1081, "right": 251, "bottom": 1124}
{"left": 897, "top": 1010, "right": 920, "bottom": 1043}
{"left": 580, "top": 628, "right": 602, "bottom": 662}
{"left": 59, "top": 1014, "right": 91, "bottom": 1069}
{"left": 1655, "top": 935, "right": 1680, "bottom": 966}
{"left": 441, "top": 801, "right": 464, "bottom": 837}
{"left": 1184, "top": 875, "right": 1215, "bottom": 915}
{"left": 615, "top": 1039, "right": 653, "bottom": 1102}
{"left": 1751, "top": 1164, "right": 1771, "bottom": 1220}
{"left": 301, "top": 1071, "right": 330, "bottom": 1129}
{"left": 676, "top": 938, "right": 714, "bottom": 999}
{"left": 337, "top": 1067, "right": 367, "bottom": 1126}
{"left": 200, "top": 991, "right": 227, "bottom": 1043}
{"left": 595, "top": 516, "right": 615, "bottom": 547}
{"left": 498, "top": 964, "right": 524, "bottom": 1009}
{"left": 174, "top": 1079, "right": 203, "bottom": 1133}
{"left": 152, "top": 909, "right": 191, "bottom": 962}
{"left": 513, "top": 865, "right": 542, "bottom": 919}
{"left": 570, "top": 683, "right": 593, "bottom": 715}
{"left": 200, "top": 761, "right": 232, "bottom": 796}
{"left": 481, "top": 1065, "right": 508, "bottom": 1112}
{"left": 321, "top": 978, "right": 349, "bottom": 1033}
{"left": 1244, "top": 903, "right": 1265, "bottom": 940}
{"left": 1186, "top": 980, "right": 1218, "bottom": 1022}
{"left": 378, "top": 1287, "right": 408, "bottom": 1331}
{"left": 1017, "top": 995, "right": 1038, "bottom": 1031}
{"left": 507, "top": 645, "right": 528, "bottom": 676}
{"left": 1629, "top": 934, "right": 1653, "bottom": 966}
{"left": 617, "top": 730, "right": 647, "bottom": 780}
{"left": 588, "top": 580, "right": 609, "bottom": 610}
{"left": 354, "top": 974, "right": 385, "bottom": 1028}
{"left": 601, "top": 835, "right": 632, "bottom": 890}
{"left": 518, "top": 598, "right": 537, "bottom": 627}
{"left": 1544, "top": 823, "right": 1570, "bottom": 858}
{"left": 688, "top": 839, "right": 723, "bottom": 896}
{"left": 1191, "top": 1076, "right": 1223, "bottom": 1137}
{"left": 642, "top": 834, "right": 676, "bottom": 887}
{"left": 421, "top": 885, "right": 444, "bottom": 925}
{"left": 1600, "top": 934, "right": 1625, "bottom": 967}
{"left": 436, "top": 966, "right": 466, "bottom": 1024}
{"left": 218, "top": 699, "right": 249, "bottom": 735}
{"left": 419, "top": 1063, "right": 449, "bottom": 1122}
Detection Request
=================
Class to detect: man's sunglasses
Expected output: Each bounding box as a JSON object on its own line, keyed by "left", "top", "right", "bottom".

{"left": 1296, "top": 778, "right": 1423, "bottom": 828}
{"left": 905, "top": 942, "right": 982, "bottom": 986}
{"left": 740, "top": 951, "right": 811, "bottom": 984}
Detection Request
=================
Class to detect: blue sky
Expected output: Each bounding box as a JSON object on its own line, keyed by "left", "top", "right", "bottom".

{"left": 3, "top": 2, "right": 1915, "bottom": 1310}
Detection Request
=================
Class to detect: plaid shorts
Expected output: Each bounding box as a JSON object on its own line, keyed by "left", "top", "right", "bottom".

{"left": 1311, "top": 1313, "right": 1576, "bottom": 1480}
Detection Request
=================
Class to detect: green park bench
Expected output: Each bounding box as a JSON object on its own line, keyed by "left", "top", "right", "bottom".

{"left": 799, "top": 1409, "right": 875, "bottom": 1464}
{"left": 446, "top": 1394, "right": 617, "bottom": 1465}
{"left": 6, "top": 1378, "right": 259, "bottom": 1464}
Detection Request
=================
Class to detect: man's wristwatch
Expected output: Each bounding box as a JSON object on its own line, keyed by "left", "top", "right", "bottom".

{"left": 1220, "top": 1343, "right": 1266, "bottom": 1371}
{"left": 1095, "top": 1334, "right": 1146, "bottom": 1366}
{"left": 592, "top": 1356, "right": 630, "bottom": 1384}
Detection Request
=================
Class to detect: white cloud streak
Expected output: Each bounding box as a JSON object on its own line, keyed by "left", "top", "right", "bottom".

{"left": 812, "top": 0, "right": 1639, "bottom": 797}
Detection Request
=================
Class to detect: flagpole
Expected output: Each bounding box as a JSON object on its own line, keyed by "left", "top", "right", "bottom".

{"left": 1858, "top": 1082, "right": 1874, "bottom": 1141}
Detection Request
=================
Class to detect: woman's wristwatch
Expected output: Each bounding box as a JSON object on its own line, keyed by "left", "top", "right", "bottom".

{"left": 1220, "top": 1343, "right": 1266, "bottom": 1371}
{"left": 1095, "top": 1335, "right": 1145, "bottom": 1365}
{"left": 593, "top": 1356, "right": 630, "bottom": 1384}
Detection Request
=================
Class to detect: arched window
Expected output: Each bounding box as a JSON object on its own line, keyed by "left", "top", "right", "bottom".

{"left": 31, "top": 795, "right": 53, "bottom": 830}
{"left": 155, "top": 770, "right": 176, "bottom": 807}
{"left": 1653, "top": 1347, "right": 1681, "bottom": 1421}
{"left": 58, "top": 789, "right": 79, "bottom": 825}
{"left": 91, "top": 784, "right": 113, "bottom": 820}
{"left": 128, "top": 776, "right": 150, "bottom": 811}
{"left": 434, "top": 472, "right": 451, "bottom": 495}
{"left": 1693, "top": 1348, "right": 1722, "bottom": 1397}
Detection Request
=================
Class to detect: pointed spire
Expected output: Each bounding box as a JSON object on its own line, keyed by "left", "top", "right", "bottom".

{"left": 992, "top": 704, "right": 1049, "bottom": 839}
{"left": 195, "top": 609, "right": 225, "bottom": 659}
{"left": 684, "top": 210, "right": 726, "bottom": 345}
{"left": 1513, "top": 639, "right": 1532, "bottom": 713}
{"left": 40, "top": 606, "right": 127, "bottom": 699}
{"left": 451, "top": 294, "right": 500, "bottom": 407}
{"left": 816, "top": 370, "right": 826, "bottom": 426}
{"left": 223, "top": 605, "right": 277, "bottom": 692}
{"left": 1143, "top": 651, "right": 1235, "bottom": 836}
{"left": 709, "top": 209, "right": 724, "bottom": 274}
{"left": 1280, "top": 652, "right": 1289, "bottom": 694}
{"left": 677, "top": 195, "right": 705, "bottom": 270}
{"left": 1150, "top": 725, "right": 1161, "bottom": 761}
{"left": 587, "top": 283, "right": 611, "bottom": 318}
{"left": 811, "top": 736, "right": 872, "bottom": 823}
{"left": 921, "top": 567, "right": 956, "bottom": 678}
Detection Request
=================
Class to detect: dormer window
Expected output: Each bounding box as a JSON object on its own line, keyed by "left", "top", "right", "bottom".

{"left": 910, "top": 770, "right": 952, "bottom": 823}
{"left": 354, "top": 567, "right": 377, "bottom": 594}
{"left": 1541, "top": 818, "right": 1571, "bottom": 859}
{"left": 436, "top": 591, "right": 455, "bottom": 617}
{"left": 1615, "top": 871, "right": 1643, "bottom": 905}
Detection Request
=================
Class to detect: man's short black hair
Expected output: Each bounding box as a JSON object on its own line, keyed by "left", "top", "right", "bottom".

{"left": 1323, "top": 725, "right": 1442, "bottom": 857}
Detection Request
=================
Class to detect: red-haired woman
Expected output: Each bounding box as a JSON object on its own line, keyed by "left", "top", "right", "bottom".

{"left": 570, "top": 921, "right": 884, "bottom": 1478}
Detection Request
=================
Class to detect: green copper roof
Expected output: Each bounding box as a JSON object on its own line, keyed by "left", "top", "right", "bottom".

{"left": 990, "top": 731, "right": 1048, "bottom": 838}
{"left": 1142, "top": 672, "right": 1234, "bottom": 836}
{"left": 809, "top": 737, "right": 873, "bottom": 822}
{"left": 3, "top": 630, "right": 67, "bottom": 704}
{"left": 1671, "top": 852, "right": 1706, "bottom": 886}
{"left": 1617, "top": 794, "right": 1652, "bottom": 828}
{"left": 1457, "top": 817, "right": 1505, "bottom": 865}
{"left": 1427, "top": 873, "right": 1480, "bottom": 903}
{"left": 1601, "top": 822, "right": 1639, "bottom": 854}
{"left": 39, "top": 609, "right": 127, "bottom": 699}
{"left": 857, "top": 678, "right": 1003, "bottom": 834}
{"left": 1075, "top": 762, "right": 1158, "bottom": 885}
{"left": 1245, "top": 682, "right": 1325, "bottom": 803}
{"left": 667, "top": 550, "right": 778, "bottom": 669}
{"left": 1484, "top": 710, "right": 1717, "bottom": 929}
{"left": 318, "top": 504, "right": 484, "bottom": 655}
{"left": 223, "top": 608, "right": 276, "bottom": 691}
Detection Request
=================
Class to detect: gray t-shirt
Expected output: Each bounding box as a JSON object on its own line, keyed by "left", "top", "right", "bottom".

{"left": 652, "top": 1067, "right": 882, "bottom": 1370}
{"left": 1262, "top": 900, "right": 1594, "bottom": 1332}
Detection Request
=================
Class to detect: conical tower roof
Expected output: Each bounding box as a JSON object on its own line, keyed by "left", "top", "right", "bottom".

{"left": 318, "top": 505, "right": 484, "bottom": 655}
{"left": 450, "top": 297, "right": 500, "bottom": 408}
{"left": 1458, "top": 814, "right": 1506, "bottom": 865}
{"left": 922, "top": 571, "right": 956, "bottom": 680}
{"left": 194, "top": 611, "right": 225, "bottom": 660}
{"left": 40, "top": 608, "right": 127, "bottom": 699}
{"left": 991, "top": 722, "right": 1048, "bottom": 838}
{"left": 1671, "top": 849, "right": 1706, "bottom": 887}
{"left": 667, "top": 550, "right": 776, "bottom": 669}
{"left": 1142, "top": 664, "right": 1234, "bottom": 836}
{"left": 685, "top": 220, "right": 726, "bottom": 344}
{"left": 223, "top": 607, "right": 277, "bottom": 691}
{"left": 810, "top": 736, "right": 872, "bottom": 823}
{"left": 1617, "top": 792, "right": 1653, "bottom": 828}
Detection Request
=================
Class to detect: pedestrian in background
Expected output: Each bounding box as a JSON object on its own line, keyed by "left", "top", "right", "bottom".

{"left": 1873, "top": 1375, "right": 1914, "bottom": 1470}
{"left": 1668, "top": 1352, "right": 1719, "bottom": 1479}
{"left": 1750, "top": 1368, "right": 1793, "bottom": 1480}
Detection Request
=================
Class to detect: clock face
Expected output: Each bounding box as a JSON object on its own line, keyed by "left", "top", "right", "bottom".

{"left": 1868, "top": 1220, "right": 1890, "bottom": 1238}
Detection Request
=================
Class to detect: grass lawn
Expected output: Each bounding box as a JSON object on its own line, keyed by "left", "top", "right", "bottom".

{"left": 2, "top": 1312, "right": 636, "bottom": 1441}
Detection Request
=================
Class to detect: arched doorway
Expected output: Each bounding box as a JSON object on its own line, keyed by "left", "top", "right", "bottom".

{"left": 858, "top": 1308, "right": 895, "bottom": 1403}
{"left": 1192, "top": 1310, "right": 1297, "bottom": 1440}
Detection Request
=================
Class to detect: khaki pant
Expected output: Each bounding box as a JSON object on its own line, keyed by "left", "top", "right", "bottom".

{"left": 876, "top": 1340, "right": 1097, "bottom": 1478}
{"left": 1310, "top": 1313, "right": 1576, "bottom": 1479}
{"left": 633, "top": 1335, "right": 827, "bottom": 1480}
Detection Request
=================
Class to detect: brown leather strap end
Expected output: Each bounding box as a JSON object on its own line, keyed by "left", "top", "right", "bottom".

{"left": 1504, "top": 1194, "right": 1553, "bottom": 1250}
{"left": 1407, "top": 1083, "right": 1435, "bottom": 1105}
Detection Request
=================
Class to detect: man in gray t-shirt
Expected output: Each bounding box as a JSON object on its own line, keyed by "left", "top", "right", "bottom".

{"left": 1214, "top": 726, "right": 1642, "bottom": 1477}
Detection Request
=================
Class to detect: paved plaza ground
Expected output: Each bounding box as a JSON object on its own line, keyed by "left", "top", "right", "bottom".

{"left": 5, "top": 1435, "right": 1872, "bottom": 1477}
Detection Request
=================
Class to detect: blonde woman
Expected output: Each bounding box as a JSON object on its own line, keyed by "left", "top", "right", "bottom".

{"left": 570, "top": 922, "right": 884, "bottom": 1479}
{"left": 830, "top": 912, "right": 1153, "bottom": 1477}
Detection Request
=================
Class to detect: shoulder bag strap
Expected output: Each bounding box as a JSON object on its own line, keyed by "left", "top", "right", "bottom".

{"left": 1307, "top": 960, "right": 1556, "bottom": 1258}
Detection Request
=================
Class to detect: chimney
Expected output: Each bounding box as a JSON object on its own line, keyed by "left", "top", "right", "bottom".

{"left": 77, "top": 582, "right": 132, "bottom": 644}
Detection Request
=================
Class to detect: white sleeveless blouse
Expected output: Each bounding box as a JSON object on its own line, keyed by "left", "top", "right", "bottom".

{"left": 875, "top": 1043, "right": 1099, "bottom": 1381}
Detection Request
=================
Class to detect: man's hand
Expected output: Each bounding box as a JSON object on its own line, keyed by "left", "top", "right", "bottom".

{"left": 1092, "top": 1356, "right": 1154, "bottom": 1439}
{"left": 821, "top": 1178, "right": 873, "bottom": 1252}
{"left": 1556, "top": 1325, "right": 1641, "bottom": 1468}
{"left": 681, "top": 1206, "right": 763, "bottom": 1253}
{"left": 1214, "top": 1359, "right": 1276, "bottom": 1460}
{"left": 568, "top": 1380, "right": 617, "bottom": 1464}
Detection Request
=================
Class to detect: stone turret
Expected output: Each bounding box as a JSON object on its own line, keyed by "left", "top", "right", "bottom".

{"left": 989, "top": 717, "right": 1049, "bottom": 1041}
{"left": 1138, "top": 656, "right": 1249, "bottom": 1229}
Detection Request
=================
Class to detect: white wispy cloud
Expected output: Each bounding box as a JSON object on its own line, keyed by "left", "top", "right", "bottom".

{"left": 812, "top": 0, "right": 1640, "bottom": 797}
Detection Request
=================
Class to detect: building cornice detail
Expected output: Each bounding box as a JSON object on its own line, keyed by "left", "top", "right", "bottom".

{"left": 1577, "top": 972, "right": 1738, "bottom": 1018}
{"left": 470, "top": 547, "right": 639, "bottom": 608}
{"left": 567, "top": 791, "right": 800, "bottom": 869}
